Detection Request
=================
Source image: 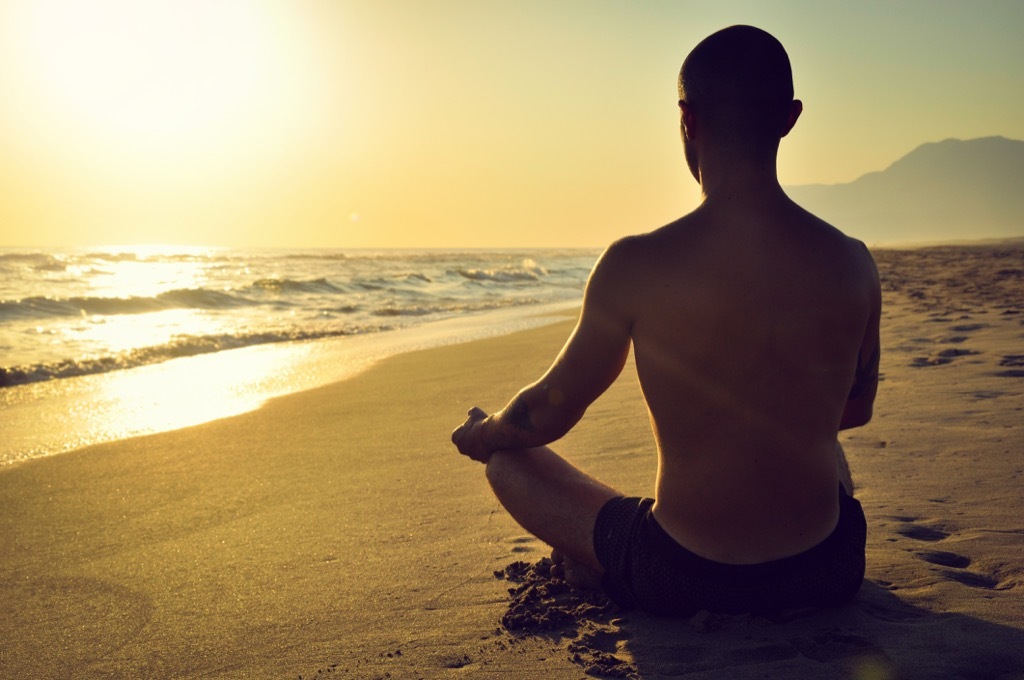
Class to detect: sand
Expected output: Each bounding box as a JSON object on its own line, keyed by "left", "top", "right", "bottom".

{"left": 1, "top": 243, "right": 1023, "bottom": 679}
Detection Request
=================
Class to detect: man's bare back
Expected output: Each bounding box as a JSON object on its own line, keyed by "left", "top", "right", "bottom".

{"left": 604, "top": 194, "right": 879, "bottom": 564}
{"left": 452, "top": 25, "right": 878, "bottom": 615}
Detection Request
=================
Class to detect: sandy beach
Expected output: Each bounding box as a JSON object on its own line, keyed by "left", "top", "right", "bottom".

{"left": 1, "top": 243, "right": 1023, "bottom": 679}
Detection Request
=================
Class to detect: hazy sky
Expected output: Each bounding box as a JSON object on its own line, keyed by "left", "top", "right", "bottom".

{"left": 1, "top": 0, "right": 1021, "bottom": 248}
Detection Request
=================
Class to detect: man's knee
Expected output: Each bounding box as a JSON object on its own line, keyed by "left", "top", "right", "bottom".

{"left": 484, "top": 449, "right": 518, "bottom": 492}
{"left": 485, "top": 447, "right": 554, "bottom": 498}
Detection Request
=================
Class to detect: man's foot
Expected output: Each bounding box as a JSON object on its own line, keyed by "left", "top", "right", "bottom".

{"left": 550, "top": 549, "right": 603, "bottom": 590}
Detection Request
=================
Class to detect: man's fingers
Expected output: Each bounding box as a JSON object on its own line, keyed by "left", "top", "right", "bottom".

{"left": 453, "top": 407, "right": 489, "bottom": 460}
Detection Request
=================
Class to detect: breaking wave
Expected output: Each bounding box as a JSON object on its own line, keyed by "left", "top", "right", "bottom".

{"left": 0, "top": 247, "right": 598, "bottom": 388}
{"left": 0, "top": 327, "right": 385, "bottom": 388}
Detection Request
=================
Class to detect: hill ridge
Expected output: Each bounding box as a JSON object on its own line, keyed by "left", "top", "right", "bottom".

{"left": 785, "top": 137, "right": 1024, "bottom": 244}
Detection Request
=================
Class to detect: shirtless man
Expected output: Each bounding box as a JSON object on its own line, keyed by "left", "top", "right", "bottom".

{"left": 452, "top": 25, "right": 880, "bottom": 615}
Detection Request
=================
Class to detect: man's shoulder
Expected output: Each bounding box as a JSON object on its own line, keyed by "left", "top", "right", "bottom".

{"left": 785, "top": 205, "right": 881, "bottom": 296}
{"left": 810, "top": 217, "right": 878, "bottom": 277}
{"left": 596, "top": 232, "right": 649, "bottom": 269}
{"left": 588, "top": 222, "right": 688, "bottom": 299}
{"left": 789, "top": 201, "right": 872, "bottom": 253}
{"left": 591, "top": 215, "right": 718, "bottom": 292}
{"left": 604, "top": 215, "right": 702, "bottom": 257}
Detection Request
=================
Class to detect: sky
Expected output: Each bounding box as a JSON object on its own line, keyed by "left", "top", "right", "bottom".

{"left": 0, "top": 0, "right": 1021, "bottom": 249}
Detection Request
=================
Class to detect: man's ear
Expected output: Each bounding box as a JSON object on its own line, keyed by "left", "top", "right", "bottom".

{"left": 678, "top": 100, "right": 697, "bottom": 140}
{"left": 781, "top": 99, "right": 802, "bottom": 138}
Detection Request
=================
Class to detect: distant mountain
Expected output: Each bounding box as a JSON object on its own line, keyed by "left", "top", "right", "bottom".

{"left": 785, "top": 137, "right": 1024, "bottom": 245}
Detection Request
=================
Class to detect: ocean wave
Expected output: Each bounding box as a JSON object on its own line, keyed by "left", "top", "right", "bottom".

{"left": 371, "top": 297, "right": 542, "bottom": 317}
{"left": 0, "top": 266, "right": 557, "bottom": 322}
{"left": 1, "top": 250, "right": 142, "bottom": 265}
{"left": 0, "top": 327, "right": 387, "bottom": 388}
{"left": 1, "top": 248, "right": 596, "bottom": 383}
{"left": 82, "top": 249, "right": 223, "bottom": 264}
{"left": 0, "top": 252, "right": 70, "bottom": 272}
{"left": 281, "top": 252, "right": 350, "bottom": 262}
{"left": 248, "top": 277, "right": 346, "bottom": 295}
{"left": 279, "top": 249, "right": 590, "bottom": 267}
{"left": 453, "top": 261, "right": 547, "bottom": 283}
{"left": 0, "top": 288, "right": 260, "bottom": 320}
{"left": 372, "top": 306, "right": 437, "bottom": 317}
{"left": 0, "top": 249, "right": 232, "bottom": 274}
{"left": 352, "top": 272, "right": 435, "bottom": 292}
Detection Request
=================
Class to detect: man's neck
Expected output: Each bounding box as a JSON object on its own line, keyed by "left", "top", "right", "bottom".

{"left": 696, "top": 154, "right": 785, "bottom": 204}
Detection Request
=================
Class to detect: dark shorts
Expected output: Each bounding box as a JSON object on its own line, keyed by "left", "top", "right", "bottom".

{"left": 593, "top": 489, "right": 867, "bottom": 616}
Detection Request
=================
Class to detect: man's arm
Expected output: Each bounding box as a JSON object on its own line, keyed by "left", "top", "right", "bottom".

{"left": 840, "top": 255, "right": 881, "bottom": 430}
{"left": 452, "top": 242, "right": 635, "bottom": 462}
{"left": 840, "top": 339, "right": 878, "bottom": 430}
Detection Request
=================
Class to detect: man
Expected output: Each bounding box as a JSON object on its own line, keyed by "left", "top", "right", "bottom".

{"left": 451, "top": 25, "right": 879, "bottom": 616}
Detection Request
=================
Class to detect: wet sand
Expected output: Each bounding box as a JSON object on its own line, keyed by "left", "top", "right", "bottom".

{"left": 1, "top": 243, "right": 1022, "bottom": 678}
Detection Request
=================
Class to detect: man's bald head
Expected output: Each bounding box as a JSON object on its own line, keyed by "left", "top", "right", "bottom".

{"left": 678, "top": 26, "right": 796, "bottom": 154}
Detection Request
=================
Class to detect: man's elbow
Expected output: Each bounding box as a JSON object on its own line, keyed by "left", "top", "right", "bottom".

{"left": 839, "top": 402, "right": 873, "bottom": 430}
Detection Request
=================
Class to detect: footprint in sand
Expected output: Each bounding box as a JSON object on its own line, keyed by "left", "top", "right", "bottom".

{"left": 971, "top": 390, "right": 1006, "bottom": 400}
{"left": 944, "top": 570, "right": 1002, "bottom": 590}
{"left": 996, "top": 355, "right": 1024, "bottom": 378}
{"left": 936, "top": 348, "right": 979, "bottom": 360}
{"left": 911, "top": 356, "right": 953, "bottom": 368}
{"left": 910, "top": 348, "right": 980, "bottom": 368}
{"left": 917, "top": 550, "right": 971, "bottom": 568}
{"left": 507, "top": 535, "right": 540, "bottom": 554}
{"left": 895, "top": 523, "right": 951, "bottom": 542}
{"left": 913, "top": 549, "right": 1005, "bottom": 590}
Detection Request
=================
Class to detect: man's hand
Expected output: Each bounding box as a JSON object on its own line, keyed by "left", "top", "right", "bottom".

{"left": 451, "top": 407, "right": 492, "bottom": 463}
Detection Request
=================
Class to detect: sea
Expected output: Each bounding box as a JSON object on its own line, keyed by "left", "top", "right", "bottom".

{"left": 0, "top": 246, "right": 599, "bottom": 465}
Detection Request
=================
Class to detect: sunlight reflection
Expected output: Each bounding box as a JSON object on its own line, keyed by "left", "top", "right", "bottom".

{"left": 92, "top": 342, "right": 309, "bottom": 439}
{"left": 86, "top": 245, "right": 214, "bottom": 298}
{"left": 32, "top": 245, "right": 233, "bottom": 367}
{"left": 71, "top": 309, "right": 221, "bottom": 356}
{"left": 0, "top": 339, "right": 341, "bottom": 465}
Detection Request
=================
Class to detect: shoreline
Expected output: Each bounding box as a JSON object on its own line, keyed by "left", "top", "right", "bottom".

{"left": 0, "top": 300, "right": 579, "bottom": 467}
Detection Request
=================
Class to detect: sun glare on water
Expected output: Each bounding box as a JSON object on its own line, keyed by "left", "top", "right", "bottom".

{"left": 87, "top": 245, "right": 211, "bottom": 295}
{"left": 0, "top": 243, "right": 336, "bottom": 463}
{"left": 66, "top": 245, "right": 221, "bottom": 357}
{"left": 92, "top": 345, "right": 300, "bottom": 440}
